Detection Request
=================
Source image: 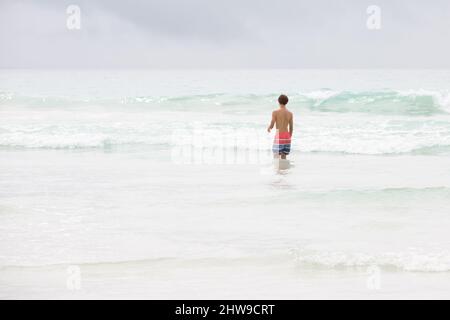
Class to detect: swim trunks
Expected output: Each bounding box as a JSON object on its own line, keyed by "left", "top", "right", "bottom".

{"left": 272, "top": 131, "right": 291, "bottom": 155}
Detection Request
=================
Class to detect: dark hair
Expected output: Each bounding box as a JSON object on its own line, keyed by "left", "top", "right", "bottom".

{"left": 278, "top": 94, "right": 289, "bottom": 105}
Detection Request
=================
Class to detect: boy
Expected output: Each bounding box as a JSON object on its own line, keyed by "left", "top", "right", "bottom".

{"left": 267, "top": 95, "right": 293, "bottom": 159}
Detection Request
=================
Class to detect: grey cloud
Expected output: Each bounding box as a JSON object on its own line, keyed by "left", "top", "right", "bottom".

{"left": 1, "top": 0, "right": 450, "bottom": 68}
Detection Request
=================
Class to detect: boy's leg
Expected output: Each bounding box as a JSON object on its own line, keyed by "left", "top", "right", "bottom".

{"left": 273, "top": 143, "right": 280, "bottom": 159}
{"left": 280, "top": 144, "right": 289, "bottom": 160}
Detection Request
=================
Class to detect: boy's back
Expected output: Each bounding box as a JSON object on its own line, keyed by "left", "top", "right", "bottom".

{"left": 272, "top": 108, "right": 293, "bottom": 133}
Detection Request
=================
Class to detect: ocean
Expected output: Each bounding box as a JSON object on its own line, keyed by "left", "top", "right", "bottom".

{"left": 1, "top": 69, "right": 449, "bottom": 299}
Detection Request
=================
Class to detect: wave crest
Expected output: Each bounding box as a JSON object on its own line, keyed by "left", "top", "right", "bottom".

{"left": 296, "top": 89, "right": 450, "bottom": 115}
{"left": 2, "top": 89, "right": 450, "bottom": 115}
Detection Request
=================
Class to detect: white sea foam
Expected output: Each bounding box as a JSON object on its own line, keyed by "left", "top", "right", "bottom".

{"left": 290, "top": 248, "right": 450, "bottom": 272}
{"left": 1, "top": 113, "right": 450, "bottom": 155}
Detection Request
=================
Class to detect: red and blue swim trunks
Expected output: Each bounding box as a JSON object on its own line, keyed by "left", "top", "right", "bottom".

{"left": 272, "top": 131, "right": 291, "bottom": 155}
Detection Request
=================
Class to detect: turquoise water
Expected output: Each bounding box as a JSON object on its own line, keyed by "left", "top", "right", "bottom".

{"left": 1, "top": 70, "right": 450, "bottom": 154}
{"left": 1, "top": 70, "right": 450, "bottom": 299}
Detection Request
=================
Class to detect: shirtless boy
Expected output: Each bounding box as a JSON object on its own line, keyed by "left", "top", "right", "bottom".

{"left": 267, "top": 95, "right": 293, "bottom": 159}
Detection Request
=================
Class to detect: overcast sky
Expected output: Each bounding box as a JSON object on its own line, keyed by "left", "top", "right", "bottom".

{"left": 1, "top": 0, "right": 450, "bottom": 68}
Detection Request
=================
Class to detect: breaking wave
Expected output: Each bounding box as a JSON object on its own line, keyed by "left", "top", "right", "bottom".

{"left": 1, "top": 89, "right": 450, "bottom": 153}
{"left": 1, "top": 89, "right": 450, "bottom": 115}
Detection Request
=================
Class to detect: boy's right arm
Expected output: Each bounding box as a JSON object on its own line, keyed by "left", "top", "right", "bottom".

{"left": 289, "top": 113, "right": 294, "bottom": 136}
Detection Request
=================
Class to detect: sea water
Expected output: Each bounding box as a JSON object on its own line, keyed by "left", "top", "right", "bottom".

{"left": 0, "top": 69, "right": 450, "bottom": 299}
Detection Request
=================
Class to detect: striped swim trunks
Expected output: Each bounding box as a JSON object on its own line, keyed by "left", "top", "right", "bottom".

{"left": 272, "top": 132, "right": 291, "bottom": 155}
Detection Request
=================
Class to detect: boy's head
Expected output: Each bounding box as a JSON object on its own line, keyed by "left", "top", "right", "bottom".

{"left": 278, "top": 94, "right": 289, "bottom": 106}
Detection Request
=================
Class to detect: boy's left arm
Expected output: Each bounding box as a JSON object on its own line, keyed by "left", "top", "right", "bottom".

{"left": 267, "top": 111, "right": 276, "bottom": 132}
